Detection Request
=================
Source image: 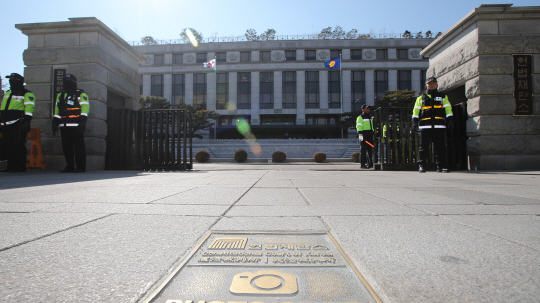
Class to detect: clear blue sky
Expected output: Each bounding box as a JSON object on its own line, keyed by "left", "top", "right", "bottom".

{"left": 1, "top": 0, "right": 539, "bottom": 86}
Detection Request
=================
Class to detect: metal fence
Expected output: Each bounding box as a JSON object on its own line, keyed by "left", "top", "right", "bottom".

{"left": 373, "top": 104, "right": 468, "bottom": 170}
{"left": 106, "top": 108, "right": 193, "bottom": 171}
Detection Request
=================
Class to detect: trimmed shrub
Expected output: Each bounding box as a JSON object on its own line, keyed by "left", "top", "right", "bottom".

{"left": 351, "top": 151, "right": 360, "bottom": 163}
{"left": 272, "top": 151, "right": 287, "bottom": 163}
{"left": 195, "top": 150, "right": 210, "bottom": 163}
{"left": 234, "top": 149, "right": 248, "bottom": 163}
{"left": 314, "top": 152, "right": 327, "bottom": 163}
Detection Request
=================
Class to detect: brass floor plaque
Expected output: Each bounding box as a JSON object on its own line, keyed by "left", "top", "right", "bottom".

{"left": 143, "top": 232, "right": 382, "bottom": 303}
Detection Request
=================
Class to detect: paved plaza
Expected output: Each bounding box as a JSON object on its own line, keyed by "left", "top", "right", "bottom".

{"left": 1, "top": 163, "right": 539, "bottom": 302}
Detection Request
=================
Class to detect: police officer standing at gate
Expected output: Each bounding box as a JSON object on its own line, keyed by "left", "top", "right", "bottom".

{"left": 412, "top": 77, "right": 453, "bottom": 173}
{"left": 0, "top": 73, "right": 35, "bottom": 172}
{"left": 52, "top": 74, "right": 90, "bottom": 173}
{"left": 356, "top": 104, "right": 375, "bottom": 169}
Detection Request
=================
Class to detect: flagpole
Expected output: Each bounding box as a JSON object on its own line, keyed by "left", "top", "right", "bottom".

{"left": 340, "top": 53, "right": 343, "bottom": 139}
{"left": 214, "top": 56, "right": 217, "bottom": 139}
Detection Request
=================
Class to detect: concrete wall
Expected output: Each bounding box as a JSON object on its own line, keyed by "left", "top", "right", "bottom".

{"left": 421, "top": 4, "right": 540, "bottom": 170}
{"left": 16, "top": 17, "right": 144, "bottom": 170}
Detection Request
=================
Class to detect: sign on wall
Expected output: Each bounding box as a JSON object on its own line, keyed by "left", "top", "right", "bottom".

{"left": 52, "top": 69, "right": 66, "bottom": 116}
{"left": 513, "top": 55, "right": 533, "bottom": 116}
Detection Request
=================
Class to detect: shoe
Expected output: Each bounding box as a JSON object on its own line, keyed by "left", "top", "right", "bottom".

{"left": 73, "top": 168, "right": 86, "bottom": 173}
{"left": 360, "top": 165, "right": 368, "bottom": 169}
{"left": 59, "top": 167, "right": 75, "bottom": 173}
{"left": 419, "top": 165, "right": 426, "bottom": 173}
{"left": 442, "top": 168, "right": 450, "bottom": 173}
{"left": 437, "top": 167, "right": 442, "bottom": 172}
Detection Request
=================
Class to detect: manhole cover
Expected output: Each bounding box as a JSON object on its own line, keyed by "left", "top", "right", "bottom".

{"left": 143, "top": 232, "right": 381, "bottom": 303}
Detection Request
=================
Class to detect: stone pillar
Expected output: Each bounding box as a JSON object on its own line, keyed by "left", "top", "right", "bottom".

{"left": 421, "top": 4, "right": 540, "bottom": 170}
{"left": 142, "top": 75, "right": 151, "bottom": 96}
{"left": 365, "top": 70, "right": 375, "bottom": 106}
{"left": 412, "top": 70, "right": 421, "bottom": 95}
{"left": 388, "top": 70, "right": 398, "bottom": 91}
{"left": 207, "top": 71, "right": 216, "bottom": 111}
{"left": 319, "top": 70, "right": 328, "bottom": 109}
{"left": 342, "top": 70, "right": 352, "bottom": 112}
{"left": 296, "top": 71, "right": 306, "bottom": 125}
{"left": 185, "top": 73, "right": 193, "bottom": 106}
{"left": 251, "top": 72, "right": 260, "bottom": 125}
{"left": 16, "top": 17, "right": 143, "bottom": 170}
{"left": 229, "top": 72, "right": 237, "bottom": 111}
{"left": 274, "top": 71, "right": 282, "bottom": 109}
{"left": 163, "top": 74, "right": 172, "bottom": 103}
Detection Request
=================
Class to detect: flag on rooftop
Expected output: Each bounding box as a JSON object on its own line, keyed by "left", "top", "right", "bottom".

{"left": 203, "top": 59, "right": 216, "bottom": 70}
{"left": 324, "top": 57, "right": 340, "bottom": 69}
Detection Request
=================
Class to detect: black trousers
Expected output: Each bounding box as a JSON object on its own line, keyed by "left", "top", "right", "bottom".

{"left": 360, "top": 133, "right": 374, "bottom": 167}
{"left": 2, "top": 121, "right": 27, "bottom": 170}
{"left": 418, "top": 128, "right": 446, "bottom": 168}
{"left": 60, "top": 127, "right": 86, "bottom": 170}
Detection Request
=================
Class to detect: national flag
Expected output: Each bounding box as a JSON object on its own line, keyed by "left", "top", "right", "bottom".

{"left": 324, "top": 57, "right": 340, "bottom": 69}
{"left": 203, "top": 59, "right": 216, "bottom": 70}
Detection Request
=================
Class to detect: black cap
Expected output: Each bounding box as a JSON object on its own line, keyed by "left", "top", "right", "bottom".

{"left": 361, "top": 104, "right": 371, "bottom": 109}
{"left": 64, "top": 74, "right": 77, "bottom": 82}
{"left": 426, "top": 77, "right": 437, "bottom": 84}
{"left": 6, "top": 73, "right": 24, "bottom": 81}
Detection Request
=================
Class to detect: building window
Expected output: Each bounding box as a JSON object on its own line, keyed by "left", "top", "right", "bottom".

{"left": 351, "top": 49, "right": 362, "bottom": 60}
{"left": 216, "top": 52, "right": 226, "bottom": 63}
{"left": 172, "top": 74, "right": 185, "bottom": 106}
{"left": 260, "top": 51, "right": 271, "bottom": 62}
{"left": 305, "top": 50, "right": 316, "bottom": 61}
{"left": 240, "top": 52, "right": 251, "bottom": 62}
{"left": 420, "top": 70, "right": 427, "bottom": 92}
{"left": 328, "top": 71, "right": 341, "bottom": 109}
{"left": 216, "top": 73, "right": 228, "bottom": 110}
{"left": 351, "top": 71, "right": 365, "bottom": 112}
{"left": 173, "top": 54, "right": 183, "bottom": 64}
{"left": 193, "top": 73, "right": 206, "bottom": 110}
{"left": 330, "top": 50, "right": 341, "bottom": 59}
{"left": 397, "top": 49, "right": 408, "bottom": 59}
{"left": 260, "top": 72, "right": 274, "bottom": 109}
{"left": 237, "top": 72, "right": 251, "bottom": 109}
{"left": 305, "top": 71, "right": 319, "bottom": 108}
{"left": 285, "top": 50, "right": 296, "bottom": 61}
{"left": 151, "top": 75, "right": 163, "bottom": 97}
{"left": 196, "top": 53, "right": 207, "bottom": 63}
{"left": 398, "top": 70, "right": 411, "bottom": 90}
{"left": 376, "top": 49, "right": 387, "bottom": 60}
{"left": 154, "top": 55, "right": 164, "bottom": 65}
{"left": 375, "top": 70, "right": 388, "bottom": 100}
{"left": 282, "top": 71, "right": 296, "bottom": 109}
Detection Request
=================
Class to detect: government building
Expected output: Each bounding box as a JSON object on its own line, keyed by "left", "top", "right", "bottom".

{"left": 134, "top": 38, "right": 433, "bottom": 138}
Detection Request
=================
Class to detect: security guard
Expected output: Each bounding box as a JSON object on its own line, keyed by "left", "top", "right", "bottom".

{"left": 412, "top": 77, "right": 453, "bottom": 173}
{"left": 52, "top": 74, "right": 89, "bottom": 173}
{"left": 0, "top": 73, "right": 35, "bottom": 172}
{"left": 356, "top": 104, "right": 374, "bottom": 169}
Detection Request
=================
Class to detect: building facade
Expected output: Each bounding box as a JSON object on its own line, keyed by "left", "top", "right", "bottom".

{"left": 135, "top": 38, "right": 433, "bottom": 139}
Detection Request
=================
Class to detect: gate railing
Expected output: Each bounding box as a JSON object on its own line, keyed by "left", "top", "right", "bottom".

{"left": 373, "top": 103, "right": 468, "bottom": 170}
{"left": 106, "top": 108, "right": 193, "bottom": 171}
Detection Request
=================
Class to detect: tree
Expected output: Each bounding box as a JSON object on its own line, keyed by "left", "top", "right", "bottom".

{"left": 402, "top": 30, "right": 412, "bottom": 39}
{"left": 374, "top": 90, "right": 417, "bottom": 110}
{"left": 318, "top": 26, "right": 332, "bottom": 39}
{"left": 245, "top": 28, "right": 258, "bottom": 41}
{"left": 177, "top": 104, "right": 220, "bottom": 138}
{"left": 357, "top": 33, "right": 372, "bottom": 39}
{"left": 140, "top": 36, "right": 158, "bottom": 45}
{"left": 180, "top": 28, "right": 204, "bottom": 44}
{"left": 259, "top": 29, "right": 276, "bottom": 41}
{"left": 331, "top": 26, "right": 345, "bottom": 39}
{"left": 415, "top": 31, "right": 423, "bottom": 39}
{"left": 345, "top": 29, "right": 358, "bottom": 39}
{"left": 139, "top": 95, "right": 171, "bottom": 109}
{"left": 425, "top": 30, "right": 433, "bottom": 38}
{"left": 435, "top": 32, "right": 443, "bottom": 38}
{"left": 339, "top": 110, "right": 363, "bottom": 130}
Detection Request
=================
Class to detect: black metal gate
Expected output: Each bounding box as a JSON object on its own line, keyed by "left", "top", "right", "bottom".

{"left": 106, "top": 108, "right": 192, "bottom": 171}
{"left": 373, "top": 103, "right": 468, "bottom": 170}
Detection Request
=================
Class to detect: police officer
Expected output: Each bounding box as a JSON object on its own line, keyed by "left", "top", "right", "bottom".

{"left": 356, "top": 104, "right": 374, "bottom": 169}
{"left": 0, "top": 73, "right": 35, "bottom": 172}
{"left": 412, "top": 77, "right": 453, "bottom": 173}
{"left": 52, "top": 74, "right": 89, "bottom": 173}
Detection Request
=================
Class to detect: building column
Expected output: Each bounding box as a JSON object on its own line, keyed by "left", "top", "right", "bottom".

{"left": 388, "top": 70, "right": 398, "bottom": 91}
{"left": 229, "top": 72, "right": 237, "bottom": 112}
{"left": 163, "top": 73, "right": 172, "bottom": 103}
{"left": 251, "top": 71, "right": 260, "bottom": 125}
{"left": 274, "top": 71, "right": 282, "bottom": 109}
{"left": 185, "top": 73, "right": 193, "bottom": 106}
{"left": 142, "top": 74, "right": 151, "bottom": 96}
{"left": 342, "top": 70, "right": 352, "bottom": 113}
{"left": 365, "top": 70, "right": 375, "bottom": 106}
{"left": 320, "top": 70, "right": 328, "bottom": 109}
{"left": 412, "top": 70, "right": 421, "bottom": 95}
{"left": 207, "top": 71, "right": 216, "bottom": 111}
{"left": 296, "top": 71, "right": 305, "bottom": 125}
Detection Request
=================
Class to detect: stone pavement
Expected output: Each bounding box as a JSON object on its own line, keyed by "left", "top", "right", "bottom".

{"left": 1, "top": 163, "right": 539, "bottom": 303}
